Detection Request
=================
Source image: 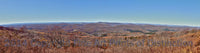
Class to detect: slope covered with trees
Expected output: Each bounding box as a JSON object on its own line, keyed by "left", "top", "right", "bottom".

{"left": 0, "top": 22, "right": 199, "bottom": 53}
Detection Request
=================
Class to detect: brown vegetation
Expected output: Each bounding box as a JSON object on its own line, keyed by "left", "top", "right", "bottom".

{"left": 0, "top": 23, "right": 200, "bottom": 53}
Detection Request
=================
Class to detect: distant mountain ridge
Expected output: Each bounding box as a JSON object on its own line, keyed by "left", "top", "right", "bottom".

{"left": 2, "top": 22, "right": 198, "bottom": 27}
{"left": 2, "top": 22, "right": 199, "bottom": 36}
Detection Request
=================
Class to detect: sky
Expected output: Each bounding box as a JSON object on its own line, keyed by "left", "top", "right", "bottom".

{"left": 0, "top": 0, "right": 200, "bottom": 26}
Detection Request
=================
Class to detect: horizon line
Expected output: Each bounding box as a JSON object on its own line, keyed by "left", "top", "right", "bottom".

{"left": 0, "top": 21, "right": 199, "bottom": 27}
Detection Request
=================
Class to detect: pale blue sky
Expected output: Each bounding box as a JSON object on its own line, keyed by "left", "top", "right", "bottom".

{"left": 0, "top": 0, "right": 200, "bottom": 26}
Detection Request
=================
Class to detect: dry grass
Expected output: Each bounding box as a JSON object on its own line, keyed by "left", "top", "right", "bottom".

{"left": 0, "top": 27, "right": 200, "bottom": 53}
